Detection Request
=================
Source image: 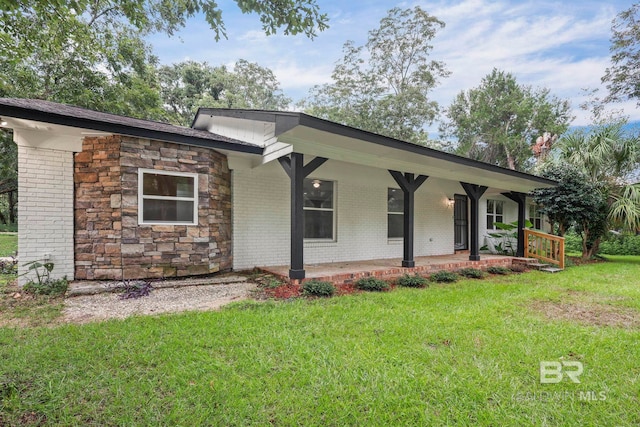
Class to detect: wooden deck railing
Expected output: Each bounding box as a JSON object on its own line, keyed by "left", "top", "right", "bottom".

{"left": 524, "top": 229, "right": 565, "bottom": 269}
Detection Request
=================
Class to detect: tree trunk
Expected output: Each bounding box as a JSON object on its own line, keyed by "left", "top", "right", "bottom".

{"left": 503, "top": 146, "right": 516, "bottom": 170}
{"left": 8, "top": 190, "right": 16, "bottom": 224}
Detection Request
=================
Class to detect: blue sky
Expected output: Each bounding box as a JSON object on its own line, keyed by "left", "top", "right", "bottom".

{"left": 147, "top": 0, "right": 638, "bottom": 130}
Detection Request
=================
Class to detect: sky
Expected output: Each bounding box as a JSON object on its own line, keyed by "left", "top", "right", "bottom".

{"left": 147, "top": 0, "right": 638, "bottom": 132}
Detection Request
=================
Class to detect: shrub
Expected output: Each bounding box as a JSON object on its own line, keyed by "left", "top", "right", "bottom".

{"left": 508, "top": 264, "right": 528, "bottom": 273}
{"left": 599, "top": 232, "right": 640, "bottom": 256}
{"left": 302, "top": 280, "right": 335, "bottom": 297}
{"left": 355, "top": 277, "right": 389, "bottom": 291}
{"left": 23, "top": 277, "right": 68, "bottom": 296}
{"left": 397, "top": 274, "right": 428, "bottom": 288}
{"left": 563, "top": 232, "right": 582, "bottom": 253}
{"left": 457, "top": 268, "right": 485, "bottom": 279}
{"left": 486, "top": 266, "right": 511, "bottom": 275}
{"left": 430, "top": 271, "right": 459, "bottom": 283}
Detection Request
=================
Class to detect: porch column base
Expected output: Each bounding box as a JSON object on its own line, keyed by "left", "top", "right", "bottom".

{"left": 289, "top": 269, "right": 305, "bottom": 280}
{"left": 402, "top": 260, "right": 415, "bottom": 268}
{"left": 469, "top": 255, "right": 481, "bottom": 261}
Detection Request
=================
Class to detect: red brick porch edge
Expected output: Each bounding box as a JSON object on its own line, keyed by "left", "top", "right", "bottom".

{"left": 259, "top": 257, "right": 514, "bottom": 285}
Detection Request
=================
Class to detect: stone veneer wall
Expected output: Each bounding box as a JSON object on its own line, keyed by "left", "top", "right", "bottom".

{"left": 74, "top": 135, "right": 232, "bottom": 280}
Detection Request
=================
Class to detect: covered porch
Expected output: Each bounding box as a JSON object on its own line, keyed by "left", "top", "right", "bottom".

{"left": 259, "top": 253, "right": 514, "bottom": 285}
{"left": 193, "top": 109, "right": 557, "bottom": 281}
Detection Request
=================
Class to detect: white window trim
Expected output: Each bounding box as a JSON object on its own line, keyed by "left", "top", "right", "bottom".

{"left": 486, "top": 199, "right": 504, "bottom": 230}
{"left": 387, "top": 187, "right": 404, "bottom": 241}
{"left": 138, "top": 169, "right": 199, "bottom": 225}
{"left": 304, "top": 178, "right": 337, "bottom": 242}
{"left": 529, "top": 203, "right": 544, "bottom": 230}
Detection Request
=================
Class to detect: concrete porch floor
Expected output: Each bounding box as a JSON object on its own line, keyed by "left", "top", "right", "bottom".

{"left": 259, "top": 253, "right": 514, "bottom": 284}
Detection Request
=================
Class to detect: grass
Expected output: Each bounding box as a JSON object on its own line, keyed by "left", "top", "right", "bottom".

{"left": 1, "top": 257, "right": 640, "bottom": 425}
{"left": 0, "top": 233, "right": 17, "bottom": 257}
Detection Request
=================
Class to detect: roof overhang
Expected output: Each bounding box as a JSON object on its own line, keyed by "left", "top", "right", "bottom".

{"left": 194, "top": 109, "right": 556, "bottom": 193}
{"left": 0, "top": 98, "right": 263, "bottom": 155}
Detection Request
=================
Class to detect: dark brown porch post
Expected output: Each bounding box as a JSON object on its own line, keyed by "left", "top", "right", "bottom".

{"left": 502, "top": 192, "right": 527, "bottom": 257}
{"left": 389, "top": 171, "right": 429, "bottom": 267}
{"left": 460, "top": 182, "right": 488, "bottom": 261}
{"left": 279, "top": 154, "right": 328, "bottom": 280}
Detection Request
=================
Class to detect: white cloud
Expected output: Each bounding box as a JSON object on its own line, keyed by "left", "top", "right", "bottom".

{"left": 147, "top": 0, "right": 636, "bottom": 124}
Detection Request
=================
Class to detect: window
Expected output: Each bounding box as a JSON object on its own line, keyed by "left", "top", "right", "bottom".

{"left": 139, "top": 169, "right": 198, "bottom": 224}
{"left": 388, "top": 188, "right": 404, "bottom": 239}
{"left": 303, "top": 178, "right": 334, "bottom": 239}
{"left": 529, "top": 204, "right": 543, "bottom": 230}
{"left": 486, "top": 199, "right": 504, "bottom": 230}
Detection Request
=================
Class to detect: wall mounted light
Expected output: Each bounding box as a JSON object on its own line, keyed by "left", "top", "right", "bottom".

{"left": 0, "top": 118, "right": 7, "bottom": 127}
{"left": 446, "top": 197, "right": 455, "bottom": 208}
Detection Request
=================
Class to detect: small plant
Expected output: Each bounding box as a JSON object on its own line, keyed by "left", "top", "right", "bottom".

{"left": 486, "top": 266, "right": 511, "bottom": 275}
{"left": 0, "top": 257, "right": 17, "bottom": 274}
{"left": 430, "top": 271, "right": 459, "bottom": 283}
{"left": 457, "top": 268, "right": 485, "bottom": 279}
{"left": 302, "top": 280, "right": 335, "bottom": 297}
{"left": 482, "top": 220, "right": 534, "bottom": 255}
{"left": 397, "top": 274, "right": 428, "bottom": 288}
{"left": 355, "top": 277, "right": 389, "bottom": 292}
{"left": 21, "top": 260, "right": 68, "bottom": 296}
{"left": 23, "top": 277, "right": 68, "bottom": 296}
{"left": 258, "top": 276, "right": 284, "bottom": 289}
{"left": 119, "top": 280, "right": 154, "bottom": 300}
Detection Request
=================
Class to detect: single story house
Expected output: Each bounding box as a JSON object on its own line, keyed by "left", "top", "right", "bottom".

{"left": 0, "top": 98, "right": 553, "bottom": 285}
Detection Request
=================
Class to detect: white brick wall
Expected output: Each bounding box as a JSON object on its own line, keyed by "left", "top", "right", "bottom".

{"left": 17, "top": 146, "right": 75, "bottom": 285}
{"left": 232, "top": 159, "right": 460, "bottom": 270}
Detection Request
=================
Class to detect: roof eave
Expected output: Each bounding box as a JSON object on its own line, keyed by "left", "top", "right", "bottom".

{"left": 1, "top": 103, "right": 264, "bottom": 155}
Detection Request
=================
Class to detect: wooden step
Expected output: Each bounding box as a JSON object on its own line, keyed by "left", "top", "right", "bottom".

{"left": 539, "top": 267, "right": 563, "bottom": 273}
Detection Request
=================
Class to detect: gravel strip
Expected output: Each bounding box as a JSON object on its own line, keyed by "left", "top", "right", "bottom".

{"left": 63, "top": 281, "right": 257, "bottom": 323}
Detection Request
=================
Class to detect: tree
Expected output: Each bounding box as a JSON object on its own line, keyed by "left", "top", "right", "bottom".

{"left": 440, "top": 69, "right": 572, "bottom": 171}
{"left": 531, "top": 164, "right": 609, "bottom": 258}
{"left": 602, "top": 3, "right": 640, "bottom": 104}
{"left": 300, "top": 6, "right": 449, "bottom": 146}
{"left": 537, "top": 123, "right": 640, "bottom": 258}
{"left": 556, "top": 124, "right": 640, "bottom": 230}
{"left": 159, "top": 60, "right": 291, "bottom": 126}
{"left": 0, "top": 131, "right": 17, "bottom": 225}
{"left": 0, "top": 0, "right": 326, "bottom": 119}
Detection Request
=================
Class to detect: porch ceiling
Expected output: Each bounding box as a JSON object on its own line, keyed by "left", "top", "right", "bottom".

{"left": 278, "top": 126, "right": 550, "bottom": 193}
{"left": 194, "top": 109, "right": 556, "bottom": 194}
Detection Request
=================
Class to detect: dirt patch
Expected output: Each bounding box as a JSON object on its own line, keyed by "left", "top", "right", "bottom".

{"left": 567, "top": 256, "right": 607, "bottom": 266}
{"left": 530, "top": 298, "right": 640, "bottom": 328}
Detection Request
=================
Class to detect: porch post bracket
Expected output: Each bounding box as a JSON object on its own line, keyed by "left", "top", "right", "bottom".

{"left": 460, "top": 182, "right": 488, "bottom": 262}
{"left": 280, "top": 154, "right": 329, "bottom": 280}
{"left": 502, "top": 191, "right": 528, "bottom": 258}
{"left": 389, "top": 170, "right": 429, "bottom": 268}
{"left": 278, "top": 156, "right": 291, "bottom": 178}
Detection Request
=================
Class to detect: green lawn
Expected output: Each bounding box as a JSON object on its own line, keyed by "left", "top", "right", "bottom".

{"left": 1, "top": 257, "right": 640, "bottom": 425}
{"left": 0, "top": 233, "right": 17, "bottom": 257}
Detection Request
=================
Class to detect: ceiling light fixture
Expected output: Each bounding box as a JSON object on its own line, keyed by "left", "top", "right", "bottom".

{"left": 312, "top": 179, "right": 321, "bottom": 189}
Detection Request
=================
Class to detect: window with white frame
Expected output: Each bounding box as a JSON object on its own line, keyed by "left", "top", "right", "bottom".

{"left": 486, "top": 199, "right": 504, "bottom": 230}
{"left": 387, "top": 188, "right": 404, "bottom": 239}
{"left": 139, "top": 169, "right": 198, "bottom": 224}
{"left": 529, "top": 204, "right": 543, "bottom": 230}
{"left": 303, "top": 178, "right": 335, "bottom": 239}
